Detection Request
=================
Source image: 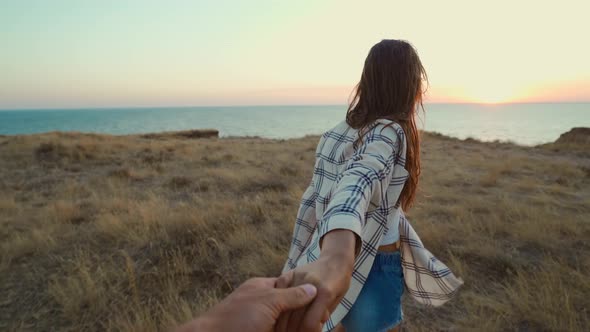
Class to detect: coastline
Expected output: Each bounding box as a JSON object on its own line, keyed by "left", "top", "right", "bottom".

{"left": 0, "top": 129, "right": 588, "bottom": 331}
{"left": 1, "top": 103, "right": 588, "bottom": 145}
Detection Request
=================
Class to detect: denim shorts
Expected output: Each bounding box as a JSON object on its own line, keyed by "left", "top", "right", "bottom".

{"left": 340, "top": 251, "right": 404, "bottom": 332}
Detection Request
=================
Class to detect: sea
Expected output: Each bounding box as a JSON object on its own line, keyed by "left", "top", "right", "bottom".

{"left": 1, "top": 103, "right": 589, "bottom": 146}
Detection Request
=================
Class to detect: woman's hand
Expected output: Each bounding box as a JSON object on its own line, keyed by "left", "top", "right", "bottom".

{"left": 275, "top": 230, "right": 357, "bottom": 332}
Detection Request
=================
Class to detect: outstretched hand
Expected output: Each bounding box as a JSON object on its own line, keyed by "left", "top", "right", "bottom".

{"left": 175, "top": 277, "right": 317, "bottom": 332}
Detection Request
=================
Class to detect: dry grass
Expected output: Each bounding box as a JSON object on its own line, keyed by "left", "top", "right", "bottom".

{"left": 0, "top": 131, "right": 589, "bottom": 331}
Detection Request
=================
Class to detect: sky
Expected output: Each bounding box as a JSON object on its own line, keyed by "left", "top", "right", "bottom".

{"left": 1, "top": 0, "right": 589, "bottom": 109}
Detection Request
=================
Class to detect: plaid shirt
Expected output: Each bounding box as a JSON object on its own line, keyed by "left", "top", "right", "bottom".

{"left": 282, "top": 118, "right": 463, "bottom": 331}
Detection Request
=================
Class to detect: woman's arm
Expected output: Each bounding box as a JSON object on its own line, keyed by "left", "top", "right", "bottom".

{"left": 318, "top": 123, "right": 400, "bottom": 257}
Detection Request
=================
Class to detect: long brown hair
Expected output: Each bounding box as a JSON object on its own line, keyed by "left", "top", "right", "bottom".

{"left": 346, "top": 39, "right": 427, "bottom": 210}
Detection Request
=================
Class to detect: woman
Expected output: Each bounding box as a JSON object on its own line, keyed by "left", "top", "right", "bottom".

{"left": 276, "top": 40, "right": 462, "bottom": 332}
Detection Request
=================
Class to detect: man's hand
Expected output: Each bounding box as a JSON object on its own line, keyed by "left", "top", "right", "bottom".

{"left": 175, "top": 277, "right": 317, "bottom": 332}
{"left": 275, "top": 230, "right": 357, "bottom": 332}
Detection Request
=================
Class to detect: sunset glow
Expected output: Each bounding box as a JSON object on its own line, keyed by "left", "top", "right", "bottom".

{"left": 1, "top": 0, "right": 589, "bottom": 109}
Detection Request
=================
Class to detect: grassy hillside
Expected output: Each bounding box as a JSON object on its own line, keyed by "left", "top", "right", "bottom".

{"left": 0, "top": 130, "right": 588, "bottom": 331}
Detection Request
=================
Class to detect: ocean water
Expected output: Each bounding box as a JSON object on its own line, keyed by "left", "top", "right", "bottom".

{"left": 0, "top": 103, "right": 588, "bottom": 146}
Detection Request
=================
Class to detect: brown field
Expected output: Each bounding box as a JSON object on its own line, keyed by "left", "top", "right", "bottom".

{"left": 0, "top": 130, "right": 589, "bottom": 331}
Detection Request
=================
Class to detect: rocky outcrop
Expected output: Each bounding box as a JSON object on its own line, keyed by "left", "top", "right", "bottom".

{"left": 141, "top": 129, "right": 219, "bottom": 139}
{"left": 554, "top": 127, "right": 590, "bottom": 145}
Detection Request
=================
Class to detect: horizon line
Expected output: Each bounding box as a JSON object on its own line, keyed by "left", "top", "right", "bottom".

{"left": 1, "top": 100, "right": 590, "bottom": 111}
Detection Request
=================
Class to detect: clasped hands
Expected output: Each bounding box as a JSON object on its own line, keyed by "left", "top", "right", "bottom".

{"left": 273, "top": 254, "right": 353, "bottom": 331}
{"left": 175, "top": 230, "right": 356, "bottom": 332}
{"left": 274, "top": 229, "right": 357, "bottom": 332}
